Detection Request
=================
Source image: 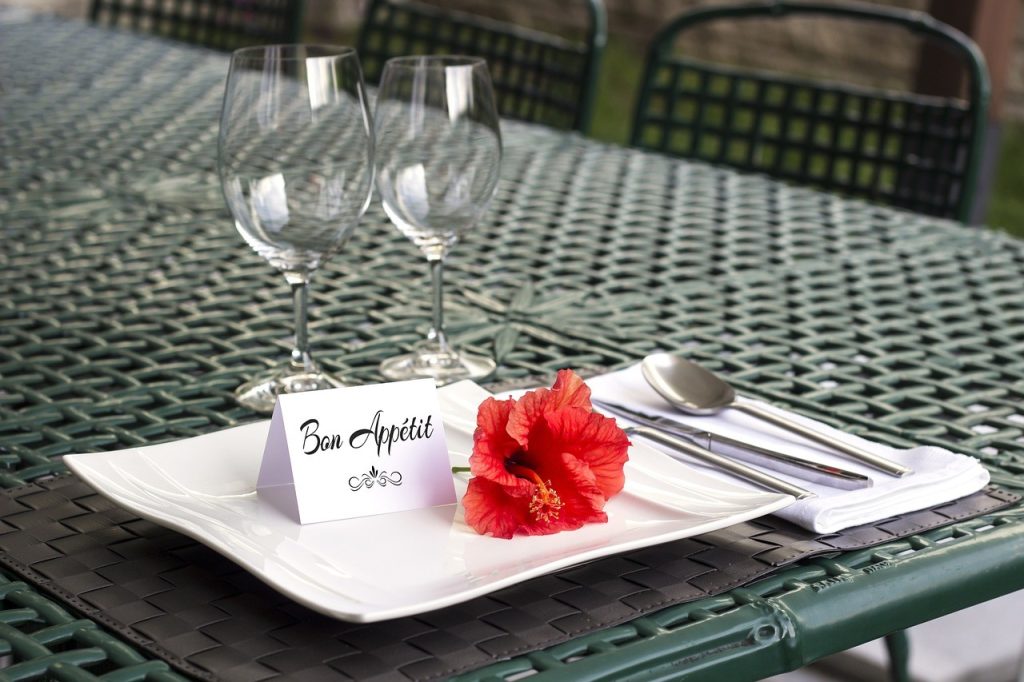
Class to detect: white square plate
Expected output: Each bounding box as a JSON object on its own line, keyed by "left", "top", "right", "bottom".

{"left": 64, "top": 381, "right": 794, "bottom": 623}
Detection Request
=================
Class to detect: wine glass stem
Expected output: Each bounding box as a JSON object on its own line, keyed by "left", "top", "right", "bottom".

{"left": 427, "top": 257, "right": 451, "bottom": 353}
{"left": 290, "top": 279, "right": 316, "bottom": 373}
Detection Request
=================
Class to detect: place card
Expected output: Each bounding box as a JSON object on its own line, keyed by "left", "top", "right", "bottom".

{"left": 256, "top": 380, "right": 457, "bottom": 524}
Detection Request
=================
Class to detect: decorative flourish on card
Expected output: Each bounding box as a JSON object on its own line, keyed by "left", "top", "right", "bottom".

{"left": 348, "top": 466, "right": 404, "bottom": 491}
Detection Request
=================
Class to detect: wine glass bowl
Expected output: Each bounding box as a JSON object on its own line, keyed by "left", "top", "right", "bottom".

{"left": 374, "top": 56, "right": 502, "bottom": 383}
{"left": 218, "top": 45, "right": 374, "bottom": 412}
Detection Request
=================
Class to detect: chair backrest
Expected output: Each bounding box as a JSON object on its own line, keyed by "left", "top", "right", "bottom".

{"left": 357, "top": 0, "right": 606, "bottom": 132}
{"left": 631, "top": 1, "right": 990, "bottom": 222}
{"left": 89, "top": 0, "right": 303, "bottom": 52}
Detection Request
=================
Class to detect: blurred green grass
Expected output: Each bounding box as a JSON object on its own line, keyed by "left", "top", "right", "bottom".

{"left": 588, "top": 38, "right": 1024, "bottom": 237}
{"left": 987, "top": 125, "right": 1024, "bottom": 237}
{"left": 589, "top": 38, "right": 644, "bottom": 144}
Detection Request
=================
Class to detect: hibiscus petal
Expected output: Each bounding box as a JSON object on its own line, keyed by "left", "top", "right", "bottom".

{"left": 470, "top": 397, "right": 526, "bottom": 490}
{"left": 517, "top": 452, "right": 608, "bottom": 535}
{"left": 550, "top": 369, "right": 592, "bottom": 409}
{"left": 535, "top": 406, "right": 631, "bottom": 499}
{"left": 462, "top": 477, "right": 530, "bottom": 539}
{"left": 506, "top": 369, "right": 593, "bottom": 449}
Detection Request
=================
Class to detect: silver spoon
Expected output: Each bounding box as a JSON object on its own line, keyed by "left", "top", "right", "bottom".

{"left": 641, "top": 353, "right": 912, "bottom": 478}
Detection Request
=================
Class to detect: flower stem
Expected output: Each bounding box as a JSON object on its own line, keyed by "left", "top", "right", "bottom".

{"left": 451, "top": 466, "right": 471, "bottom": 474}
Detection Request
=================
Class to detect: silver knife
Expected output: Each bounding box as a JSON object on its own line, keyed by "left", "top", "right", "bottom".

{"left": 593, "top": 399, "right": 872, "bottom": 490}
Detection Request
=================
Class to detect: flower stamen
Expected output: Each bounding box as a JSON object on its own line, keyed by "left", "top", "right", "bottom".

{"left": 509, "top": 464, "right": 565, "bottom": 523}
{"left": 528, "top": 481, "right": 563, "bottom": 523}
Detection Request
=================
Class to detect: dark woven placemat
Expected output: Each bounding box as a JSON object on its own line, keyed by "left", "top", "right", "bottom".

{"left": 0, "top": 475, "right": 1013, "bottom": 682}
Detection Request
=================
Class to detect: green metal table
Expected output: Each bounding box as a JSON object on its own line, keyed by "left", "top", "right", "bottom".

{"left": 2, "top": 16, "right": 1024, "bottom": 681}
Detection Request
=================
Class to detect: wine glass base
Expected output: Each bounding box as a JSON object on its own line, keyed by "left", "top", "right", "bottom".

{"left": 380, "top": 348, "right": 496, "bottom": 385}
{"left": 235, "top": 369, "right": 346, "bottom": 414}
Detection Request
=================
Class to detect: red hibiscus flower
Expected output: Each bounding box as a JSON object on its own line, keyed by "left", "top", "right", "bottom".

{"left": 462, "top": 369, "right": 630, "bottom": 538}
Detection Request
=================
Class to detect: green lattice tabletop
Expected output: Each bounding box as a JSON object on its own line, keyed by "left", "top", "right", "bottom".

{"left": 1, "top": 16, "right": 1024, "bottom": 681}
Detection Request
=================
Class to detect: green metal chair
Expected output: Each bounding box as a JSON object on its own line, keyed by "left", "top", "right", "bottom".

{"left": 631, "top": 1, "right": 990, "bottom": 222}
{"left": 89, "top": 0, "right": 303, "bottom": 52}
{"left": 357, "top": 0, "right": 606, "bottom": 133}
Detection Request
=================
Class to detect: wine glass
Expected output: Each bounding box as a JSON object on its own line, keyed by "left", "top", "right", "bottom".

{"left": 374, "top": 56, "right": 502, "bottom": 383}
{"left": 218, "top": 45, "right": 374, "bottom": 412}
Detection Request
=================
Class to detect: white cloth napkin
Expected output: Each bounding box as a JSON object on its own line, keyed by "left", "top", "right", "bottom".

{"left": 586, "top": 364, "right": 989, "bottom": 533}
